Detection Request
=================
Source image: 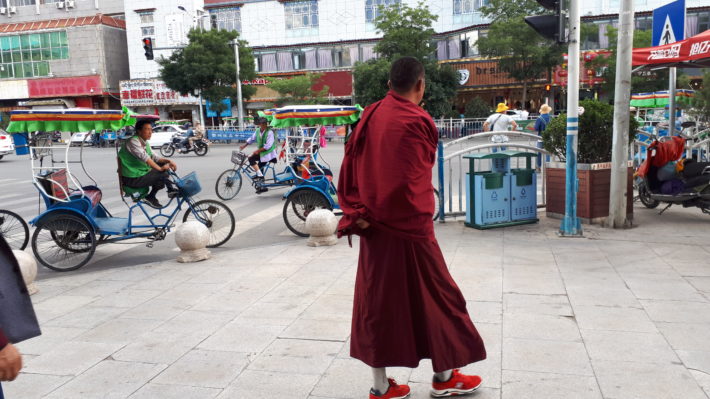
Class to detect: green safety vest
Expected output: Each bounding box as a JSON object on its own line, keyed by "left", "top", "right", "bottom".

{"left": 118, "top": 137, "right": 153, "bottom": 178}
{"left": 256, "top": 128, "right": 277, "bottom": 156}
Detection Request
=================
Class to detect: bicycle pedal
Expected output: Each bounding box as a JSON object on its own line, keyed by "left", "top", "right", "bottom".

{"left": 146, "top": 242, "right": 154, "bottom": 248}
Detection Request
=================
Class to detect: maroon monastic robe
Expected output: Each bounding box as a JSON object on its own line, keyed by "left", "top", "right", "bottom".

{"left": 337, "top": 91, "right": 486, "bottom": 372}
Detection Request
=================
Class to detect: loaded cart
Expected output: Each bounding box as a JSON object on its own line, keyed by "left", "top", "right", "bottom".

{"left": 463, "top": 150, "right": 538, "bottom": 229}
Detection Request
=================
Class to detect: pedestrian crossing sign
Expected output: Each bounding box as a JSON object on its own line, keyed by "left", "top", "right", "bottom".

{"left": 652, "top": 0, "right": 685, "bottom": 47}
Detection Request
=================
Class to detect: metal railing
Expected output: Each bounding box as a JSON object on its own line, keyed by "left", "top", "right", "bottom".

{"left": 435, "top": 130, "right": 551, "bottom": 222}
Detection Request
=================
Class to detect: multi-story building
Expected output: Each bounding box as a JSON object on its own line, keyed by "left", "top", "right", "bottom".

{"left": 122, "top": 0, "right": 710, "bottom": 119}
{"left": 0, "top": 0, "right": 129, "bottom": 112}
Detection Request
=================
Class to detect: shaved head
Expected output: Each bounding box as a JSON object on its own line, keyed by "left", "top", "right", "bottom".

{"left": 389, "top": 57, "right": 425, "bottom": 94}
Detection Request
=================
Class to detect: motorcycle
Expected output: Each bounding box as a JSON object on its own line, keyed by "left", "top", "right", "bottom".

{"left": 636, "top": 135, "right": 710, "bottom": 215}
{"left": 160, "top": 134, "right": 209, "bottom": 157}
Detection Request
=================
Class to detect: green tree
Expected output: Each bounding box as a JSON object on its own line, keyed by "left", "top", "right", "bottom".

{"left": 464, "top": 97, "right": 491, "bottom": 118}
{"left": 266, "top": 73, "right": 329, "bottom": 106}
{"left": 476, "top": 0, "right": 564, "bottom": 108}
{"left": 690, "top": 70, "right": 710, "bottom": 122}
{"left": 593, "top": 28, "right": 679, "bottom": 100}
{"left": 158, "top": 29, "right": 256, "bottom": 115}
{"left": 352, "top": 2, "right": 459, "bottom": 117}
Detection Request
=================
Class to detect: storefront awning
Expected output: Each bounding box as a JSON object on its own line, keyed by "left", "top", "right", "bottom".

{"left": 632, "top": 29, "right": 710, "bottom": 68}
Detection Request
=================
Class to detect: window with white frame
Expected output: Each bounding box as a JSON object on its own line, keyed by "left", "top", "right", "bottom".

{"left": 14, "top": 0, "right": 35, "bottom": 6}
{"left": 209, "top": 7, "right": 242, "bottom": 32}
{"left": 141, "top": 26, "right": 155, "bottom": 36}
{"left": 453, "top": 0, "right": 488, "bottom": 15}
{"left": 365, "top": 0, "right": 400, "bottom": 23}
{"left": 284, "top": 1, "right": 319, "bottom": 30}
{"left": 138, "top": 11, "right": 154, "bottom": 24}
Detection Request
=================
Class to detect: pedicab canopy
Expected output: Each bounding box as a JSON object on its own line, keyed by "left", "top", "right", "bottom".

{"left": 6, "top": 107, "right": 154, "bottom": 133}
{"left": 630, "top": 90, "right": 695, "bottom": 108}
{"left": 262, "top": 105, "right": 363, "bottom": 128}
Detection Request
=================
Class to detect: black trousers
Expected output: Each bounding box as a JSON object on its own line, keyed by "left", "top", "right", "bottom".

{"left": 248, "top": 154, "right": 277, "bottom": 169}
{"left": 122, "top": 161, "right": 169, "bottom": 198}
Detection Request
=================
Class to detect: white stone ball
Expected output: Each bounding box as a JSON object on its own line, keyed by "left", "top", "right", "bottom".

{"left": 306, "top": 209, "right": 338, "bottom": 237}
{"left": 13, "top": 250, "right": 37, "bottom": 287}
{"left": 175, "top": 221, "right": 210, "bottom": 251}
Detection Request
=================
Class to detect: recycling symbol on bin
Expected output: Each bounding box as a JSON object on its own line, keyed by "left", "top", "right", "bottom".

{"left": 491, "top": 192, "right": 498, "bottom": 201}
{"left": 520, "top": 188, "right": 526, "bottom": 198}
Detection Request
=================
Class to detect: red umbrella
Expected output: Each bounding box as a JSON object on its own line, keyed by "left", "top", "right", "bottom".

{"left": 632, "top": 29, "right": 710, "bottom": 68}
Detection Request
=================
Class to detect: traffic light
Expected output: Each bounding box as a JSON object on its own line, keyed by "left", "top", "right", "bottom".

{"left": 525, "top": 0, "right": 567, "bottom": 44}
{"left": 142, "top": 38, "right": 154, "bottom": 60}
{"left": 545, "top": 84, "right": 551, "bottom": 91}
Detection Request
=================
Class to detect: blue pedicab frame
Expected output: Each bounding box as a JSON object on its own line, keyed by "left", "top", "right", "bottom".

{"left": 7, "top": 109, "right": 236, "bottom": 272}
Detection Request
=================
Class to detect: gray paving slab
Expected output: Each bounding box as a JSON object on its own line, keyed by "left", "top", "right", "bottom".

{"left": 7, "top": 210, "right": 710, "bottom": 398}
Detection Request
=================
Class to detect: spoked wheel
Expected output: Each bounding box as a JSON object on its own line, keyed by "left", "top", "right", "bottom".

{"left": 195, "top": 143, "right": 208, "bottom": 156}
{"left": 283, "top": 189, "right": 332, "bottom": 237}
{"left": 32, "top": 214, "right": 96, "bottom": 272}
{"left": 433, "top": 189, "right": 442, "bottom": 221}
{"left": 0, "top": 209, "right": 30, "bottom": 250}
{"left": 215, "top": 169, "right": 242, "bottom": 200}
{"left": 183, "top": 199, "right": 235, "bottom": 247}
{"left": 160, "top": 144, "right": 175, "bottom": 157}
{"left": 638, "top": 185, "right": 660, "bottom": 209}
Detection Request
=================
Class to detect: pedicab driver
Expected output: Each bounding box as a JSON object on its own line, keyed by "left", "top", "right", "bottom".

{"left": 240, "top": 117, "right": 277, "bottom": 194}
{"left": 337, "top": 56, "right": 486, "bottom": 399}
{"left": 118, "top": 120, "right": 177, "bottom": 208}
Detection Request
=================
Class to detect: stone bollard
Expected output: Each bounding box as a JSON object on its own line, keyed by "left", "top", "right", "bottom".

{"left": 13, "top": 250, "right": 38, "bottom": 295}
{"left": 175, "top": 221, "right": 211, "bottom": 263}
{"left": 306, "top": 209, "right": 338, "bottom": 247}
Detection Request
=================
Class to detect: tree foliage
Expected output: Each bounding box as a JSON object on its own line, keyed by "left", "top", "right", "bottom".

{"left": 352, "top": 1, "right": 459, "bottom": 117}
{"left": 158, "top": 29, "right": 256, "bottom": 114}
{"left": 542, "top": 99, "right": 638, "bottom": 163}
{"left": 266, "top": 73, "right": 329, "bottom": 107}
{"left": 690, "top": 70, "right": 710, "bottom": 123}
{"left": 464, "top": 97, "right": 491, "bottom": 118}
{"left": 476, "top": 0, "right": 563, "bottom": 108}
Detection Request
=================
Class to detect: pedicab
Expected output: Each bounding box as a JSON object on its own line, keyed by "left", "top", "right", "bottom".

{"left": 213, "top": 106, "right": 347, "bottom": 200}
{"left": 6, "top": 108, "right": 236, "bottom": 272}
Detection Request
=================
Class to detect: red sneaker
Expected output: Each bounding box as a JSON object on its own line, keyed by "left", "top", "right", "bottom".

{"left": 431, "top": 369, "right": 482, "bottom": 397}
{"left": 370, "top": 378, "right": 411, "bottom": 399}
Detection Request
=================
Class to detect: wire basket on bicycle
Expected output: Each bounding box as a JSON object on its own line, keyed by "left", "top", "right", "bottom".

{"left": 231, "top": 151, "right": 247, "bottom": 166}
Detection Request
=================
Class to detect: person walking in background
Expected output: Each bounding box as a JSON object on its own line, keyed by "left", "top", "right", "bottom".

{"left": 483, "top": 103, "right": 517, "bottom": 132}
{"left": 0, "top": 235, "right": 42, "bottom": 399}
{"left": 534, "top": 104, "right": 553, "bottom": 169}
{"left": 338, "top": 56, "right": 486, "bottom": 399}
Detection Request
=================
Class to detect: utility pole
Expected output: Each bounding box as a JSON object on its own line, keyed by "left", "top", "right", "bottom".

{"left": 607, "top": 0, "right": 635, "bottom": 228}
{"left": 232, "top": 39, "right": 245, "bottom": 130}
{"left": 560, "top": 0, "right": 582, "bottom": 236}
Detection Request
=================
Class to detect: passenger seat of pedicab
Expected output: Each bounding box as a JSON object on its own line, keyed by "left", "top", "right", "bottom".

{"left": 37, "top": 169, "right": 102, "bottom": 208}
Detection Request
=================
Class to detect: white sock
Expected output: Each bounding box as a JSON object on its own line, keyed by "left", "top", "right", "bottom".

{"left": 372, "top": 367, "right": 388, "bottom": 394}
{"left": 256, "top": 170, "right": 263, "bottom": 177}
{"left": 434, "top": 369, "right": 453, "bottom": 382}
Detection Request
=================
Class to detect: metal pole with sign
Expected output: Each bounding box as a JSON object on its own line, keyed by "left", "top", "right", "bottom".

{"left": 653, "top": 0, "right": 685, "bottom": 135}
{"left": 232, "top": 39, "right": 245, "bottom": 130}
{"left": 560, "top": 0, "right": 582, "bottom": 236}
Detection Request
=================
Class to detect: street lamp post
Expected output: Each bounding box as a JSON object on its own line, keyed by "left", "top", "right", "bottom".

{"left": 232, "top": 39, "right": 245, "bottom": 130}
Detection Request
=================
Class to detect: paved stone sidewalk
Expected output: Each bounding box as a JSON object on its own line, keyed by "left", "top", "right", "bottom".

{"left": 4, "top": 205, "right": 710, "bottom": 399}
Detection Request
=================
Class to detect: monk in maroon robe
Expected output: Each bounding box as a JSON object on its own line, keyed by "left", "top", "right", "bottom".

{"left": 338, "top": 57, "right": 486, "bottom": 399}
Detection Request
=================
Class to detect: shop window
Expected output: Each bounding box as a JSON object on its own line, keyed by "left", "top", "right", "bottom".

{"left": 14, "top": 0, "right": 35, "bottom": 6}
{"left": 333, "top": 48, "right": 351, "bottom": 67}
{"left": 209, "top": 7, "right": 242, "bottom": 32}
{"left": 285, "top": 0, "right": 318, "bottom": 30}
{"left": 0, "top": 31, "right": 65, "bottom": 79}
{"left": 459, "top": 31, "right": 479, "bottom": 58}
{"left": 453, "top": 0, "right": 488, "bottom": 15}
{"left": 293, "top": 51, "right": 306, "bottom": 70}
{"left": 365, "top": 0, "right": 400, "bottom": 23}
{"left": 697, "top": 11, "right": 710, "bottom": 33}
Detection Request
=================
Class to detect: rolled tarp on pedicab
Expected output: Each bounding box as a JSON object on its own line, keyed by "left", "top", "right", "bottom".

{"left": 632, "top": 29, "right": 710, "bottom": 68}
{"left": 266, "top": 105, "right": 363, "bottom": 128}
{"left": 6, "top": 108, "right": 136, "bottom": 134}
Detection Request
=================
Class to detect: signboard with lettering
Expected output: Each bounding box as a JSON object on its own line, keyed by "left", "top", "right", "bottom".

{"left": 652, "top": 0, "right": 685, "bottom": 47}
{"left": 119, "top": 79, "right": 199, "bottom": 106}
{"left": 447, "top": 61, "right": 547, "bottom": 88}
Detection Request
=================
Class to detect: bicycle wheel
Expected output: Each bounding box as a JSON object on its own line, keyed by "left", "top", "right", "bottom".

{"left": 32, "top": 213, "right": 96, "bottom": 272}
{"left": 215, "top": 169, "right": 242, "bottom": 200}
{"left": 160, "top": 144, "right": 175, "bottom": 157}
{"left": 0, "top": 209, "right": 29, "bottom": 250}
{"left": 283, "top": 189, "right": 332, "bottom": 237}
{"left": 183, "top": 199, "right": 235, "bottom": 248}
{"left": 433, "top": 188, "right": 442, "bottom": 221}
